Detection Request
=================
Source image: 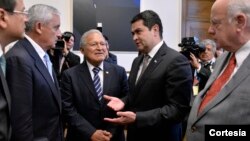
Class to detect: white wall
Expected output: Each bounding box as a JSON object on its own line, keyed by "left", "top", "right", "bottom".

{"left": 23, "top": 0, "right": 182, "bottom": 71}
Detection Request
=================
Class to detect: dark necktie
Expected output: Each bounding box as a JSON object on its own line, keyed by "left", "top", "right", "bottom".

{"left": 93, "top": 67, "right": 102, "bottom": 101}
{"left": 0, "top": 55, "right": 6, "bottom": 77}
{"left": 198, "top": 53, "right": 236, "bottom": 114}
{"left": 43, "top": 53, "right": 54, "bottom": 81}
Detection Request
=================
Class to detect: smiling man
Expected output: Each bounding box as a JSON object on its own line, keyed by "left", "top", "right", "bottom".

{"left": 61, "top": 29, "right": 128, "bottom": 141}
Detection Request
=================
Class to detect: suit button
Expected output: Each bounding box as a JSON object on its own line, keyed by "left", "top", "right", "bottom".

{"left": 191, "top": 126, "right": 197, "bottom": 132}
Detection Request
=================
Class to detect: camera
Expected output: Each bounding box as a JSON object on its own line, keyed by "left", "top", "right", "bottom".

{"left": 62, "top": 33, "right": 71, "bottom": 42}
{"left": 178, "top": 37, "right": 205, "bottom": 60}
{"left": 55, "top": 39, "right": 65, "bottom": 50}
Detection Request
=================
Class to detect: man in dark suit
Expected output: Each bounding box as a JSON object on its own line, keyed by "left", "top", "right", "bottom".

{"left": 61, "top": 29, "right": 128, "bottom": 141}
{"left": 186, "top": 0, "right": 250, "bottom": 140}
{"left": 6, "top": 4, "right": 63, "bottom": 141}
{"left": 48, "top": 31, "right": 80, "bottom": 84}
{"left": 104, "top": 10, "right": 193, "bottom": 141}
{"left": 0, "top": 0, "right": 27, "bottom": 140}
{"left": 190, "top": 39, "right": 217, "bottom": 92}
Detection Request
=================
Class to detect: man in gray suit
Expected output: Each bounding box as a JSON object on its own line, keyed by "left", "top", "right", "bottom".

{"left": 186, "top": 0, "right": 250, "bottom": 140}
{"left": 104, "top": 10, "right": 193, "bottom": 141}
{"left": 0, "top": 0, "right": 27, "bottom": 140}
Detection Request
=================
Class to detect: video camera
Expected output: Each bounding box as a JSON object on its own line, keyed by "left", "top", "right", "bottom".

{"left": 178, "top": 37, "right": 205, "bottom": 60}
{"left": 55, "top": 39, "right": 65, "bottom": 50}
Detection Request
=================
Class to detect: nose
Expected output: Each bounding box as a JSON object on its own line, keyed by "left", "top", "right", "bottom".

{"left": 132, "top": 34, "right": 138, "bottom": 41}
{"left": 208, "top": 25, "right": 215, "bottom": 35}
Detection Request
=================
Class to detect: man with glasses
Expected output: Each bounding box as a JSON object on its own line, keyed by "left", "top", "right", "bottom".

{"left": 0, "top": 0, "right": 27, "bottom": 140}
{"left": 60, "top": 29, "right": 128, "bottom": 141}
{"left": 5, "top": 4, "right": 63, "bottom": 141}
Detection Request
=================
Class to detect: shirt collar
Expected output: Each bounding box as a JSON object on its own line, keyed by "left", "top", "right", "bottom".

{"left": 25, "top": 34, "right": 47, "bottom": 59}
{"left": 86, "top": 60, "right": 104, "bottom": 71}
{"left": 147, "top": 40, "right": 164, "bottom": 58}
{"left": 235, "top": 40, "right": 250, "bottom": 68}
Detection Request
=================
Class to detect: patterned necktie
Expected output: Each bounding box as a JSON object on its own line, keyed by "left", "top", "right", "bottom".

{"left": 137, "top": 54, "right": 150, "bottom": 82}
{"left": 93, "top": 67, "right": 102, "bottom": 101}
{"left": 0, "top": 55, "right": 6, "bottom": 77}
{"left": 43, "top": 53, "right": 54, "bottom": 81}
{"left": 198, "top": 53, "right": 236, "bottom": 114}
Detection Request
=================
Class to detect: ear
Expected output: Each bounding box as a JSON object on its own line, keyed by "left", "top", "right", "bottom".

{"left": 152, "top": 24, "right": 160, "bottom": 37}
{"left": 0, "top": 9, "right": 8, "bottom": 29}
{"left": 80, "top": 47, "right": 84, "bottom": 54}
{"left": 235, "top": 13, "right": 247, "bottom": 32}
{"left": 35, "top": 22, "right": 43, "bottom": 34}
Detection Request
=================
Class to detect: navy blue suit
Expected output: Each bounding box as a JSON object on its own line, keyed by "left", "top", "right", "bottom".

{"left": 61, "top": 61, "right": 128, "bottom": 141}
{"left": 6, "top": 38, "right": 63, "bottom": 141}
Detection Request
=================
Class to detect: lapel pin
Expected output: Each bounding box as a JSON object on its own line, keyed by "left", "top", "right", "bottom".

{"left": 105, "top": 71, "right": 109, "bottom": 74}
{"left": 154, "top": 60, "right": 157, "bottom": 63}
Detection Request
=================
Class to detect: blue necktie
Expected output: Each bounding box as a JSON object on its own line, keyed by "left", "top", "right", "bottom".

{"left": 92, "top": 67, "right": 102, "bottom": 101}
{"left": 43, "top": 53, "right": 54, "bottom": 81}
{"left": 0, "top": 55, "right": 6, "bottom": 77}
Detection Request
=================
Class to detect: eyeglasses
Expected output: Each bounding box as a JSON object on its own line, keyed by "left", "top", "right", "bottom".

{"left": 87, "top": 42, "right": 107, "bottom": 47}
{"left": 13, "top": 10, "right": 29, "bottom": 16}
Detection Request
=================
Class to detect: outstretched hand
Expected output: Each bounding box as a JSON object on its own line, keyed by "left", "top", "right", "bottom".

{"left": 103, "top": 95, "right": 124, "bottom": 111}
{"left": 104, "top": 111, "right": 136, "bottom": 125}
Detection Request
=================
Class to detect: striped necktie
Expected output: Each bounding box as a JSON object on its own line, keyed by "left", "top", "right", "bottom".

{"left": 93, "top": 67, "right": 102, "bottom": 101}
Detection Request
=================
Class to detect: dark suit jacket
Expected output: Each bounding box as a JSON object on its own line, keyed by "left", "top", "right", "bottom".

{"left": 105, "top": 52, "right": 117, "bottom": 64}
{"left": 0, "top": 64, "right": 11, "bottom": 141}
{"left": 124, "top": 43, "right": 193, "bottom": 141}
{"left": 5, "top": 38, "right": 63, "bottom": 141}
{"left": 197, "top": 61, "right": 215, "bottom": 92}
{"left": 61, "top": 61, "right": 128, "bottom": 141}
{"left": 48, "top": 50, "right": 80, "bottom": 83}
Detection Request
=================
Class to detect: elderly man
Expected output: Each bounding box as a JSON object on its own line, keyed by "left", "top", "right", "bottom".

{"left": 186, "top": 0, "right": 250, "bottom": 140}
{"left": 61, "top": 29, "right": 128, "bottom": 141}
{"left": 6, "top": 4, "right": 63, "bottom": 141}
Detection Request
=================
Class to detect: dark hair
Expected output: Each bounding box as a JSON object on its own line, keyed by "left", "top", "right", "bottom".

{"left": 103, "top": 34, "right": 109, "bottom": 41}
{"left": 0, "top": 0, "right": 16, "bottom": 12}
{"left": 62, "top": 31, "right": 75, "bottom": 42}
{"left": 131, "top": 10, "right": 163, "bottom": 39}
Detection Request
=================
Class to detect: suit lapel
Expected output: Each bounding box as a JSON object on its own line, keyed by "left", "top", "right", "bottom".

{"left": 22, "top": 38, "right": 61, "bottom": 110}
{"left": 79, "top": 62, "right": 101, "bottom": 103}
{"left": 136, "top": 44, "right": 165, "bottom": 87}
{"left": 103, "top": 62, "right": 111, "bottom": 94}
{"left": 0, "top": 68, "right": 11, "bottom": 112}
{"left": 196, "top": 52, "right": 250, "bottom": 119}
{"left": 129, "top": 55, "right": 143, "bottom": 87}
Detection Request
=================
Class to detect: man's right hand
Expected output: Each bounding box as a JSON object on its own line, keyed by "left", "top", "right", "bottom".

{"left": 91, "top": 130, "right": 112, "bottom": 141}
{"left": 103, "top": 95, "right": 124, "bottom": 111}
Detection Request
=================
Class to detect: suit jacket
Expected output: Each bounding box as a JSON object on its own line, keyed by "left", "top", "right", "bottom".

{"left": 61, "top": 61, "right": 128, "bottom": 141}
{"left": 124, "top": 43, "right": 193, "bottom": 141}
{"left": 105, "top": 52, "right": 117, "bottom": 64}
{"left": 48, "top": 50, "right": 80, "bottom": 83}
{"left": 0, "top": 63, "right": 11, "bottom": 141}
{"left": 5, "top": 38, "right": 63, "bottom": 141}
{"left": 186, "top": 51, "right": 250, "bottom": 141}
{"left": 197, "top": 61, "right": 215, "bottom": 92}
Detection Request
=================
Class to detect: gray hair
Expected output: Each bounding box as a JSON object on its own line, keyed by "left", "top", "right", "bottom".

{"left": 0, "top": 0, "right": 16, "bottom": 12}
{"left": 200, "top": 39, "right": 217, "bottom": 54}
{"left": 80, "top": 29, "right": 103, "bottom": 48}
{"left": 227, "top": 0, "right": 250, "bottom": 27}
{"left": 25, "top": 4, "right": 60, "bottom": 32}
